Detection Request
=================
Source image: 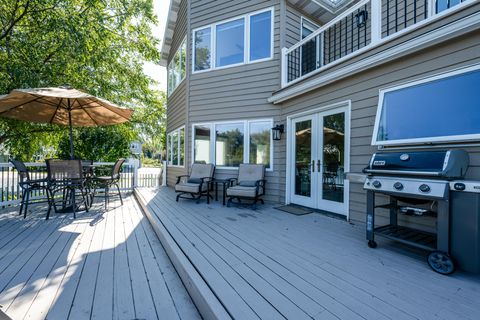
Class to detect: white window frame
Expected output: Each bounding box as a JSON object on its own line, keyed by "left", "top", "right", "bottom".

{"left": 300, "top": 16, "right": 319, "bottom": 39}
{"left": 167, "top": 37, "right": 187, "bottom": 97}
{"left": 192, "top": 119, "right": 274, "bottom": 171}
{"left": 167, "top": 126, "right": 185, "bottom": 167}
{"left": 192, "top": 7, "right": 274, "bottom": 74}
{"left": 372, "top": 64, "right": 480, "bottom": 147}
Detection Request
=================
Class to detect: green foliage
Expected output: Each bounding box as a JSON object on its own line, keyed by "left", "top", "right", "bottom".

{"left": 57, "top": 125, "right": 134, "bottom": 162}
{"left": 0, "top": 0, "right": 165, "bottom": 161}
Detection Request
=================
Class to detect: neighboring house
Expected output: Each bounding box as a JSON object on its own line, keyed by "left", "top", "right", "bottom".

{"left": 161, "top": 0, "right": 480, "bottom": 226}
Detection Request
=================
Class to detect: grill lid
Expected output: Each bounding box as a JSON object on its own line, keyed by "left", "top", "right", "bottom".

{"left": 363, "top": 149, "right": 469, "bottom": 179}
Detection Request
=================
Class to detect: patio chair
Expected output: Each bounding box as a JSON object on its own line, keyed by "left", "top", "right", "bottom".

{"left": 10, "top": 160, "right": 52, "bottom": 219}
{"left": 46, "top": 159, "right": 89, "bottom": 219}
{"left": 226, "top": 164, "right": 266, "bottom": 210}
{"left": 175, "top": 163, "right": 214, "bottom": 203}
{"left": 92, "top": 159, "right": 125, "bottom": 210}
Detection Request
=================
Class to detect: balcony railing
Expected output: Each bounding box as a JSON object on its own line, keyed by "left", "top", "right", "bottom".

{"left": 282, "top": 0, "right": 472, "bottom": 87}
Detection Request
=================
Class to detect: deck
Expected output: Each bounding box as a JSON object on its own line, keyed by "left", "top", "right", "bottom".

{"left": 135, "top": 187, "right": 480, "bottom": 320}
{"left": 0, "top": 195, "right": 200, "bottom": 320}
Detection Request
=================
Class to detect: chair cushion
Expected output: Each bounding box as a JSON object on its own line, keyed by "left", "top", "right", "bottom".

{"left": 187, "top": 178, "right": 202, "bottom": 184}
{"left": 190, "top": 163, "right": 214, "bottom": 180}
{"left": 226, "top": 186, "right": 257, "bottom": 198}
{"left": 175, "top": 182, "right": 207, "bottom": 193}
{"left": 238, "top": 180, "right": 257, "bottom": 187}
{"left": 238, "top": 164, "right": 264, "bottom": 184}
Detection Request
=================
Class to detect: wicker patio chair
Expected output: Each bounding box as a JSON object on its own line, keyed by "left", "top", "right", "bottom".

{"left": 226, "top": 164, "right": 266, "bottom": 210}
{"left": 10, "top": 160, "right": 52, "bottom": 219}
{"left": 175, "top": 163, "right": 215, "bottom": 203}
{"left": 92, "top": 159, "right": 125, "bottom": 210}
{"left": 46, "top": 159, "right": 89, "bottom": 219}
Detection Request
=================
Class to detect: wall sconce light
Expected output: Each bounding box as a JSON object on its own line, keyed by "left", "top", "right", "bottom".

{"left": 272, "top": 124, "right": 284, "bottom": 141}
{"left": 355, "top": 10, "right": 368, "bottom": 28}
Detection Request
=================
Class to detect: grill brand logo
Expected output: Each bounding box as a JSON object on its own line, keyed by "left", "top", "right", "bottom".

{"left": 373, "top": 160, "right": 386, "bottom": 166}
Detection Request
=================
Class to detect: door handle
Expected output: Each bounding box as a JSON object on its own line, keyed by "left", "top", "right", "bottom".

{"left": 311, "top": 160, "right": 315, "bottom": 172}
{"left": 317, "top": 160, "right": 321, "bottom": 172}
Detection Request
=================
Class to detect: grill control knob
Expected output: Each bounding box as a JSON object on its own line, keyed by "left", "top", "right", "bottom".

{"left": 393, "top": 182, "right": 404, "bottom": 191}
{"left": 419, "top": 184, "right": 431, "bottom": 193}
{"left": 372, "top": 180, "right": 382, "bottom": 189}
{"left": 454, "top": 183, "right": 466, "bottom": 191}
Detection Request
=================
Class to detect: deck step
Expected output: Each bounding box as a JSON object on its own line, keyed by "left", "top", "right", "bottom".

{"left": 134, "top": 189, "right": 231, "bottom": 320}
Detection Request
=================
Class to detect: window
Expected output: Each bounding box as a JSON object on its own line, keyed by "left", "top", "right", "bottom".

{"left": 193, "top": 125, "right": 211, "bottom": 163}
{"left": 194, "top": 27, "right": 211, "bottom": 71}
{"left": 193, "top": 8, "right": 273, "bottom": 73}
{"left": 167, "top": 38, "right": 186, "bottom": 96}
{"left": 167, "top": 127, "right": 185, "bottom": 166}
{"left": 216, "top": 18, "right": 245, "bottom": 67}
{"left": 250, "top": 11, "right": 272, "bottom": 61}
{"left": 249, "top": 121, "right": 271, "bottom": 167}
{"left": 215, "top": 123, "right": 244, "bottom": 167}
{"left": 436, "top": 0, "right": 463, "bottom": 13}
{"left": 372, "top": 65, "right": 480, "bottom": 146}
{"left": 193, "top": 120, "right": 273, "bottom": 169}
{"left": 301, "top": 17, "right": 319, "bottom": 39}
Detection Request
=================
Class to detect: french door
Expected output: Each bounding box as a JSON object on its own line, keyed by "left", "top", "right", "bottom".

{"left": 290, "top": 106, "right": 349, "bottom": 216}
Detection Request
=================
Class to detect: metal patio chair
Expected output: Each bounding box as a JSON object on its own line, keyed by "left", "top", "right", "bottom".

{"left": 92, "top": 159, "right": 125, "bottom": 210}
{"left": 226, "top": 164, "right": 266, "bottom": 210}
{"left": 175, "top": 163, "right": 215, "bottom": 203}
{"left": 10, "top": 160, "right": 52, "bottom": 219}
{"left": 46, "top": 159, "right": 89, "bottom": 219}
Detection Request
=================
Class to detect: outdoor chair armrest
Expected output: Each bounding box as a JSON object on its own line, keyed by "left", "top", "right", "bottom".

{"left": 176, "top": 175, "right": 190, "bottom": 184}
{"left": 256, "top": 179, "right": 267, "bottom": 195}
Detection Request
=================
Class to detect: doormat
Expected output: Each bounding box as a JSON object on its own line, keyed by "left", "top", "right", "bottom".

{"left": 275, "top": 205, "right": 313, "bottom": 216}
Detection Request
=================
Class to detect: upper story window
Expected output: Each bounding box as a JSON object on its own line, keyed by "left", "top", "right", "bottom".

{"left": 301, "top": 17, "right": 319, "bottom": 40}
{"left": 167, "top": 38, "right": 186, "bottom": 96}
{"left": 372, "top": 65, "right": 480, "bottom": 146}
{"left": 436, "top": 0, "right": 465, "bottom": 13}
{"left": 193, "top": 8, "right": 273, "bottom": 73}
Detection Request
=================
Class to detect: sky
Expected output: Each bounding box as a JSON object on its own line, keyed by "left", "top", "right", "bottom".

{"left": 143, "top": 0, "right": 169, "bottom": 91}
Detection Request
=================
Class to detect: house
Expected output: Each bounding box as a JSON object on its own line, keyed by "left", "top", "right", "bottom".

{"left": 160, "top": 0, "right": 480, "bottom": 227}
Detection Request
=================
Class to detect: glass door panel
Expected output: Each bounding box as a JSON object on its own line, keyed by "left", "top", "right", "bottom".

{"left": 294, "top": 119, "right": 312, "bottom": 197}
{"left": 321, "top": 112, "right": 345, "bottom": 203}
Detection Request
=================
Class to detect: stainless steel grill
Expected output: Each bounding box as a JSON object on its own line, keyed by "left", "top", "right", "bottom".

{"left": 362, "top": 149, "right": 469, "bottom": 275}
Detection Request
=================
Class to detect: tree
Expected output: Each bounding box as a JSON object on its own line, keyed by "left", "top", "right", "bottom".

{"left": 0, "top": 0, "right": 164, "bottom": 160}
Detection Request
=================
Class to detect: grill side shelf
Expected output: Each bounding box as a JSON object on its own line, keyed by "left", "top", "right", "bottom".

{"left": 374, "top": 225, "right": 437, "bottom": 251}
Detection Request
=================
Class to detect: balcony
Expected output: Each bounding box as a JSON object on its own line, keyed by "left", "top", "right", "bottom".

{"left": 281, "top": 0, "right": 475, "bottom": 87}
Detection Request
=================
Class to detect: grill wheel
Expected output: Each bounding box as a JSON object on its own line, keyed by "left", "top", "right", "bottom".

{"left": 427, "top": 251, "right": 456, "bottom": 275}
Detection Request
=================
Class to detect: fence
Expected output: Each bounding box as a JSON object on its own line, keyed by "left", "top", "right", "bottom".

{"left": 0, "top": 161, "right": 163, "bottom": 206}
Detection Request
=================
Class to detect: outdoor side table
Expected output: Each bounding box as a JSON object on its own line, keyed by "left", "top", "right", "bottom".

{"left": 209, "top": 178, "right": 233, "bottom": 205}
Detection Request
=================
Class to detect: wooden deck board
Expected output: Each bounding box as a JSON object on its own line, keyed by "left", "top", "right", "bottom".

{"left": 0, "top": 195, "right": 199, "bottom": 320}
{"left": 136, "top": 187, "right": 480, "bottom": 320}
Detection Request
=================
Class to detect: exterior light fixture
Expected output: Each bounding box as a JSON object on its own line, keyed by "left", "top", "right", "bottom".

{"left": 355, "top": 10, "right": 368, "bottom": 28}
{"left": 272, "top": 124, "right": 284, "bottom": 141}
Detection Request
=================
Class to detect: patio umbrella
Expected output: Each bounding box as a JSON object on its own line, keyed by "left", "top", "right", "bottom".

{"left": 0, "top": 87, "right": 134, "bottom": 159}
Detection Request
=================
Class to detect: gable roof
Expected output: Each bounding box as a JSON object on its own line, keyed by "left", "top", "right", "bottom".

{"left": 160, "top": 0, "right": 181, "bottom": 67}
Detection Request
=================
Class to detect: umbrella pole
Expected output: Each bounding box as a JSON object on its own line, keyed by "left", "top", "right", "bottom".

{"left": 68, "top": 102, "right": 74, "bottom": 159}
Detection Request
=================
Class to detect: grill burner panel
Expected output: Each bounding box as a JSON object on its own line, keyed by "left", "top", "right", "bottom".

{"left": 364, "top": 176, "right": 448, "bottom": 199}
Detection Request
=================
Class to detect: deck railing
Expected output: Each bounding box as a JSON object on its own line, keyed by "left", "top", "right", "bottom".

{"left": 0, "top": 161, "right": 163, "bottom": 206}
{"left": 282, "top": 0, "right": 471, "bottom": 87}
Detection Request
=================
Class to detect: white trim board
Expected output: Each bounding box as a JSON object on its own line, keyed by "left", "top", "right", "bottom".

{"left": 269, "top": 8, "right": 480, "bottom": 104}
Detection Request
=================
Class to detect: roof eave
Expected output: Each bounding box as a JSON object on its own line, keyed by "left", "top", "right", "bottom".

{"left": 160, "top": 0, "right": 181, "bottom": 67}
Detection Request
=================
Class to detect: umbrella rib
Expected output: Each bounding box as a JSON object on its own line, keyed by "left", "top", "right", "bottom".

{"left": 85, "top": 97, "right": 131, "bottom": 121}
{"left": 0, "top": 96, "right": 44, "bottom": 115}
{"left": 49, "top": 98, "right": 64, "bottom": 124}
{"left": 82, "top": 107, "right": 100, "bottom": 126}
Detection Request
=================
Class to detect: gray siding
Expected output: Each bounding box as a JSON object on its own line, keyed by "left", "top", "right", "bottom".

{"left": 166, "top": 0, "right": 189, "bottom": 184}
{"left": 278, "top": 20, "right": 480, "bottom": 228}
{"left": 187, "top": 0, "right": 283, "bottom": 202}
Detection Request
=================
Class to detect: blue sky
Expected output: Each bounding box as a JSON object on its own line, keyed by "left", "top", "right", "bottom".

{"left": 143, "top": 0, "right": 168, "bottom": 91}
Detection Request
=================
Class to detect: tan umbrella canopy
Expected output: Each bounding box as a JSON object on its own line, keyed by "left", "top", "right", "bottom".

{"left": 0, "top": 87, "right": 134, "bottom": 159}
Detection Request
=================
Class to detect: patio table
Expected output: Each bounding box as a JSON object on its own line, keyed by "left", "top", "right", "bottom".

{"left": 208, "top": 178, "right": 234, "bottom": 205}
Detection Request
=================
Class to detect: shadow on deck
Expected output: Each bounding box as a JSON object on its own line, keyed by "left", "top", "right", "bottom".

{"left": 0, "top": 194, "right": 199, "bottom": 320}
{"left": 136, "top": 187, "right": 480, "bottom": 320}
